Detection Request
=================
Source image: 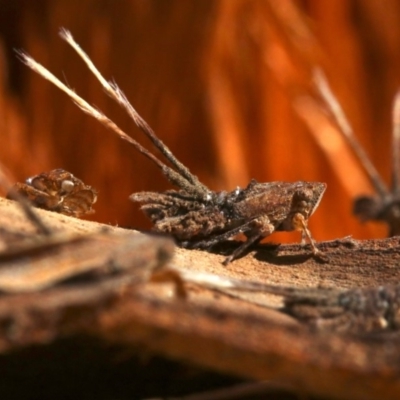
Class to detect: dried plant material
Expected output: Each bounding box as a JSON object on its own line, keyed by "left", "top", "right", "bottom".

{"left": 261, "top": 1, "right": 396, "bottom": 242}
{"left": 293, "top": 94, "right": 370, "bottom": 197}
{"left": 17, "top": 29, "right": 327, "bottom": 264}
{"left": 314, "top": 69, "right": 389, "bottom": 198}
{"left": 352, "top": 90, "right": 400, "bottom": 235}
{"left": 0, "top": 196, "right": 400, "bottom": 399}
{"left": 8, "top": 168, "right": 98, "bottom": 217}
{"left": 171, "top": 264, "right": 400, "bottom": 334}
{"left": 261, "top": 2, "right": 374, "bottom": 195}
{"left": 314, "top": 71, "right": 400, "bottom": 235}
{"left": 0, "top": 230, "right": 174, "bottom": 293}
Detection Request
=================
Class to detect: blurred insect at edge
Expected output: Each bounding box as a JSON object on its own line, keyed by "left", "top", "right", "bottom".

{"left": 8, "top": 168, "right": 97, "bottom": 218}
{"left": 314, "top": 71, "right": 400, "bottom": 237}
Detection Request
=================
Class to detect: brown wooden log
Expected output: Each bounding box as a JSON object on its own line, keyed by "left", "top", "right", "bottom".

{"left": 0, "top": 197, "right": 400, "bottom": 399}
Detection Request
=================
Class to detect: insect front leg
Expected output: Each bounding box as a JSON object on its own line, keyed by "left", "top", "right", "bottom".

{"left": 182, "top": 222, "right": 252, "bottom": 250}
{"left": 185, "top": 215, "right": 275, "bottom": 265}
{"left": 223, "top": 215, "right": 275, "bottom": 265}
{"left": 292, "top": 213, "right": 319, "bottom": 255}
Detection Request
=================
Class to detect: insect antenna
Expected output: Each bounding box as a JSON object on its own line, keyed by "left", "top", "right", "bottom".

{"left": 313, "top": 68, "right": 389, "bottom": 200}
{"left": 58, "top": 29, "right": 210, "bottom": 198}
{"left": 17, "top": 29, "right": 210, "bottom": 200}
{"left": 391, "top": 90, "right": 400, "bottom": 196}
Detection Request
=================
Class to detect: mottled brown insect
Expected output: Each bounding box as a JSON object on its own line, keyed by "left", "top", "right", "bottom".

{"left": 131, "top": 180, "right": 326, "bottom": 264}
{"left": 18, "top": 29, "right": 326, "bottom": 264}
{"left": 8, "top": 169, "right": 97, "bottom": 217}
{"left": 175, "top": 269, "right": 400, "bottom": 334}
{"left": 263, "top": 283, "right": 400, "bottom": 334}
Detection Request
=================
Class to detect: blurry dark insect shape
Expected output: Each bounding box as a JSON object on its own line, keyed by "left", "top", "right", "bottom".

{"left": 174, "top": 267, "right": 400, "bottom": 334}
{"left": 8, "top": 168, "right": 98, "bottom": 218}
{"left": 17, "top": 28, "right": 326, "bottom": 264}
{"left": 314, "top": 70, "right": 400, "bottom": 236}
{"left": 265, "top": 282, "right": 400, "bottom": 334}
{"left": 260, "top": 2, "right": 400, "bottom": 239}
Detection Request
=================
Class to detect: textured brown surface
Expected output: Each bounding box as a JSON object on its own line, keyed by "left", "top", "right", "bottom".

{"left": 1, "top": 2, "right": 400, "bottom": 399}
{"left": 1, "top": 197, "right": 400, "bottom": 399}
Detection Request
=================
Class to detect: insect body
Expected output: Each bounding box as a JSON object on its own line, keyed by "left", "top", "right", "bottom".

{"left": 131, "top": 180, "right": 326, "bottom": 264}
{"left": 267, "top": 284, "right": 400, "bottom": 334}
{"left": 8, "top": 169, "right": 97, "bottom": 217}
{"left": 19, "top": 29, "right": 326, "bottom": 264}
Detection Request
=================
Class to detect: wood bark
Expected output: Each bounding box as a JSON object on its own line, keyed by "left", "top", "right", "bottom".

{"left": 1, "top": 197, "right": 400, "bottom": 400}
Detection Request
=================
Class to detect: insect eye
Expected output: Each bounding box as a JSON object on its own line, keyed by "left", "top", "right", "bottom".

{"left": 61, "top": 179, "right": 75, "bottom": 193}
{"left": 294, "top": 190, "right": 311, "bottom": 203}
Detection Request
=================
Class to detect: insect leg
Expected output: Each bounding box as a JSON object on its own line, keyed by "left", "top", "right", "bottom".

{"left": 222, "top": 216, "right": 276, "bottom": 264}
{"left": 221, "top": 233, "right": 262, "bottom": 265}
{"left": 292, "top": 213, "right": 319, "bottom": 255}
{"left": 186, "top": 215, "right": 275, "bottom": 264}
{"left": 315, "top": 69, "right": 388, "bottom": 198}
{"left": 391, "top": 90, "right": 400, "bottom": 195}
{"left": 184, "top": 225, "right": 249, "bottom": 250}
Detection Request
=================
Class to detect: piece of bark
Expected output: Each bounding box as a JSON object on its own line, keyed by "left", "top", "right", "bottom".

{"left": 1, "top": 196, "right": 400, "bottom": 400}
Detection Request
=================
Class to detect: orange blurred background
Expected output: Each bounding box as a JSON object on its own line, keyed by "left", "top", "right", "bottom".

{"left": 0, "top": 0, "right": 399, "bottom": 244}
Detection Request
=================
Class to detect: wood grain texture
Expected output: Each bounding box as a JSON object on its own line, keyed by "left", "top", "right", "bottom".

{"left": 1, "top": 197, "right": 400, "bottom": 399}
